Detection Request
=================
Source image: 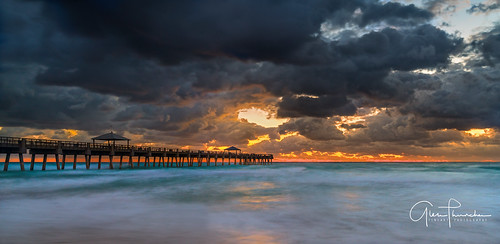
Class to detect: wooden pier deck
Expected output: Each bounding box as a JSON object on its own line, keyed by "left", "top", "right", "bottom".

{"left": 0, "top": 136, "right": 273, "bottom": 171}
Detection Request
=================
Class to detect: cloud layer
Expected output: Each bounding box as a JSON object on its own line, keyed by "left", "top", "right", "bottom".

{"left": 1, "top": 0, "right": 500, "bottom": 161}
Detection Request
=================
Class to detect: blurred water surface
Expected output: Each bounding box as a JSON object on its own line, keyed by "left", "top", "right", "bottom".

{"left": 1, "top": 162, "right": 499, "bottom": 243}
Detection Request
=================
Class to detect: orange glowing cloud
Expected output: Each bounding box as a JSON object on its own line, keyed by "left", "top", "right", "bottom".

{"left": 63, "top": 129, "right": 79, "bottom": 138}
{"left": 276, "top": 150, "right": 419, "bottom": 162}
{"left": 248, "top": 134, "right": 271, "bottom": 146}
{"left": 464, "top": 128, "right": 495, "bottom": 138}
{"left": 276, "top": 131, "right": 299, "bottom": 142}
{"left": 335, "top": 107, "right": 383, "bottom": 133}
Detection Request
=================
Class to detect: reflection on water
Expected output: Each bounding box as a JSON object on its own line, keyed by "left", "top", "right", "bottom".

{"left": 341, "top": 191, "right": 360, "bottom": 200}
{"left": 1, "top": 163, "right": 500, "bottom": 243}
{"left": 339, "top": 191, "right": 363, "bottom": 211}
{"left": 221, "top": 229, "right": 282, "bottom": 244}
{"left": 236, "top": 195, "right": 291, "bottom": 210}
{"left": 229, "top": 182, "right": 291, "bottom": 210}
{"left": 230, "top": 182, "right": 276, "bottom": 192}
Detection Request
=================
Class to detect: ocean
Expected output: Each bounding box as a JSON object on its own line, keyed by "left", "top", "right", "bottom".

{"left": 1, "top": 162, "right": 499, "bottom": 243}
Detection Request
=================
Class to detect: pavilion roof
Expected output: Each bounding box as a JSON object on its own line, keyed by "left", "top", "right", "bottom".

{"left": 91, "top": 132, "right": 129, "bottom": 141}
{"left": 224, "top": 146, "right": 241, "bottom": 151}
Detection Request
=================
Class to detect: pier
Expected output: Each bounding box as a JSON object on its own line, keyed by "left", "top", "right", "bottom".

{"left": 0, "top": 136, "right": 273, "bottom": 171}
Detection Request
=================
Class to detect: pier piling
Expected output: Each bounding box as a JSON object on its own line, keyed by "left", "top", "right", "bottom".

{"left": 3, "top": 153, "right": 10, "bottom": 171}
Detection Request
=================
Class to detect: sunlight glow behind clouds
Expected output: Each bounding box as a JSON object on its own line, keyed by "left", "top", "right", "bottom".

{"left": 464, "top": 128, "right": 495, "bottom": 137}
{"left": 238, "top": 108, "right": 288, "bottom": 128}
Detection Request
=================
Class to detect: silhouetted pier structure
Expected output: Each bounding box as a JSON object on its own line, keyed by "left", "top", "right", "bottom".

{"left": 0, "top": 136, "right": 273, "bottom": 171}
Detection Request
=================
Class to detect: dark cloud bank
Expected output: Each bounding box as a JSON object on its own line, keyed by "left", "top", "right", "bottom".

{"left": 1, "top": 0, "right": 500, "bottom": 154}
{"left": 468, "top": 0, "right": 500, "bottom": 14}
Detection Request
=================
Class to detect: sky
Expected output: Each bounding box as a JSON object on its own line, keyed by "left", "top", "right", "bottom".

{"left": 1, "top": 0, "right": 500, "bottom": 162}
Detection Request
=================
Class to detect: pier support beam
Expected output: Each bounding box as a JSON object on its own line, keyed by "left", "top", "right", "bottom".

{"left": 55, "top": 154, "right": 60, "bottom": 170}
{"left": 42, "top": 154, "right": 47, "bottom": 171}
{"left": 30, "top": 154, "right": 35, "bottom": 171}
{"left": 3, "top": 153, "right": 10, "bottom": 171}
{"left": 98, "top": 155, "right": 102, "bottom": 169}
{"left": 61, "top": 154, "right": 66, "bottom": 170}
{"left": 119, "top": 155, "right": 123, "bottom": 169}
{"left": 128, "top": 148, "right": 135, "bottom": 168}
{"left": 109, "top": 155, "right": 114, "bottom": 169}
{"left": 85, "top": 155, "right": 90, "bottom": 170}
{"left": 19, "top": 153, "right": 25, "bottom": 171}
{"left": 73, "top": 154, "right": 77, "bottom": 170}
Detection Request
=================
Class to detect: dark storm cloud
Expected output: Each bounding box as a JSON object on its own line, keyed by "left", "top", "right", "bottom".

{"left": 336, "top": 24, "right": 460, "bottom": 71}
{"left": 418, "top": 129, "right": 463, "bottom": 146}
{"left": 422, "top": 0, "right": 459, "bottom": 14}
{"left": 36, "top": 56, "right": 179, "bottom": 104}
{"left": 262, "top": 24, "right": 460, "bottom": 70}
{"left": 119, "top": 103, "right": 217, "bottom": 132}
{"left": 341, "top": 123, "right": 366, "bottom": 130}
{"left": 20, "top": 0, "right": 445, "bottom": 76}
{"left": 358, "top": 110, "right": 430, "bottom": 142}
{"left": 359, "top": 2, "right": 433, "bottom": 26}
{"left": 264, "top": 24, "right": 461, "bottom": 117}
{"left": 394, "top": 25, "right": 500, "bottom": 133}
{"left": 279, "top": 117, "right": 344, "bottom": 141}
{"left": 35, "top": 0, "right": 437, "bottom": 63}
{"left": 401, "top": 67, "right": 500, "bottom": 130}
{"left": 475, "top": 25, "right": 500, "bottom": 64}
{"left": 467, "top": 0, "right": 500, "bottom": 14}
{"left": 35, "top": 0, "right": 356, "bottom": 64}
{"left": 36, "top": 53, "right": 259, "bottom": 104}
{"left": 341, "top": 108, "right": 467, "bottom": 147}
{"left": 277, "top": 95, "right": 356, "bottom": 118}
{"left": 358, "top": 71, "right": 442, "bottom": 107}
{"left": 0, "top": 64, "right": 120, "bottom": 131}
